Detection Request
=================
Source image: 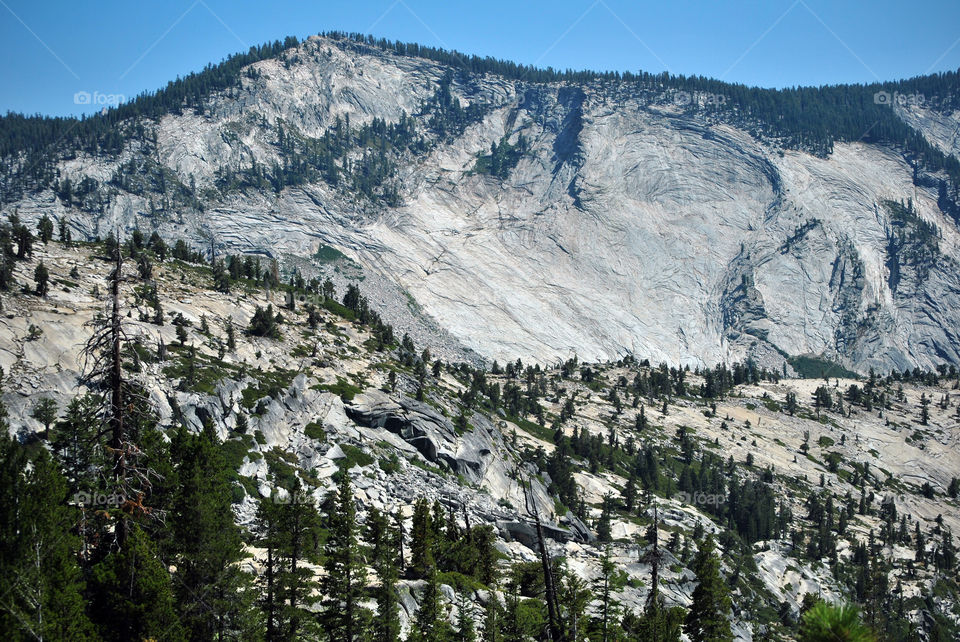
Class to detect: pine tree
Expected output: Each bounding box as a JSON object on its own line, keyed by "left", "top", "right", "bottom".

{"left": 412, "top": 563, "right": 454, "bottom": 642}
{"left": 0, "top": 430, "right": 96, "bottom": 640}
{"left": 14, "top": 220, "right": 33, "bottom": 259}
{"left": 410, "top": 497, "right": 435, "bottom": 578}
{"left": 58, "top": 215, "right": 71, "bottom": 243}
{"left": 636, "top": 512, "right": 685, "bottom": 642}
{"left": 212, "top": 259, "right": 230, "bottom": 293}
{"left": 255, "top": 495, "right": 283, "bottom": 642}
{"left": 29, "top": 395, "right": 58, "bottom": 434}
{"left": 226, "top": 317, "right": 237, "bottom": 351}
{"left": 557, "top": 567, "right": 591, "bottom": 642}
{"left": 684, "top": 535, "right": 733, "bottom": 642}
{"left": 430, "top": 500, "right": 448, "bottom": 566}
{"left": 636, "top": 404, "right": 647, "bottom": 431}
{"left": 622, "top": 473, "right": 637, "bottom": 512}
{"left": 34, "top": 259, "right": 49, "bottom": 296}
{"left": 455, "top": 591, "right": 478, "bottom": 642}
{"left": 169, "top": 424, "right": 254, "bottom": 640}
{"left": 321, "top": 472, "right": 369, "bottom": 641}
{"left": 367, "top": 507, "right": 402, "bottom": 642}
{"left": 480, "top": 592, "right": 504, "bottom": 642}
{"left": 785, "top": 391, "right": 798, "bottom": 416}
{"left": 256, "top": 478, "right": 322, "bottom": 641}
{"left": 89, "top": 524, "right": 185, "bottom": 641}
{"left": 597, "top": 494, "right": 614, "bottom": 543}
{"left": 799, "top": 601, "right": 874, "bottom": 642}
{"left": 589, "top": 547, "right": 625, "bottom": 642}
{"left": 501, "top": 573, "right": 543, "bottom": 641}
{"left": 248, "top": 304, "right": 281, "bottom": 339}
{"left": 103, "top": 232, "right": 119, "bottom": 261}
{"left": 37, "top": 214, "right": 53, "bottom": 243}
{"left": 78, "top": 246, "right": 144, "bottom": 548}
{"left": 49, "top": 393, "right": 104, "bottom": 496}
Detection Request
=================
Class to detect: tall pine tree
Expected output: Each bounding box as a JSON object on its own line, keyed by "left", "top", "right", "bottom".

{"left": 684, "top": 535, "right": 733, "bottom": 642}
{"left": 89, "top": 524, "right": 184, "bottom": 641}
{"left": 169, "top": 423, "right": 255, "bottom": 640}
{"left": 0, "top": 428, "right": 95, "bottom": 640}
{"left": 320, "top": 472, "right": 370, "bottom": 641}
{"left": 367, "top": 507, "right": 402, "bottom": 642}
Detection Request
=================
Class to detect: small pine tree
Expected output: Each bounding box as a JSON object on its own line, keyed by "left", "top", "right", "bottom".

{"left": 557, "top": 568, "right": 591, "bottom": 642}
{"left": 785, "top": 391, "right": 798, "bottom": 416}
{"left": 480, "top": 592, "right": 504, "bottom": 642}
{"left": 103, "top": 232, "right": 119, "bottom": 261}
{"left": 30, "top": 396, "right": 58, "bottom": 434}
{"left": 226, "top": 318, "right": 237, "bottom": 351}
{"left": 589, "top": 547, "right": 625, "bottom": 642}
{"left": 37, "top": 214, "right": 53, "bottom": 243}
{"left": 684, "top": 535, "right": 733, "bottom": 642}
{"left": 58, "top": 216, "right": 71, "bottom": 243}
{"left": 455, "top": 591, "right": 478, "bottom": 642}
{"left": 256, "top": 478, "right": 322, "bottom": 641}
{"left": 248, "top": 304, "right": 281, "bottom": 339}
{"left": 34, "top": 260, "right": 49, "bottom": 296}
{"left": 212, "top": 259, "right": 230, "bottom": 293}
{"left": 596, "top": 494, "right": 613, "bottom": 543}
{"left": 411, "top": 564, "right": 453, "bottom": 642}
{"left": 622, "top": 473, "right": 637, "bottom": 512}
{"left": 49, "top": 393, "right": 104, "bottom": 496}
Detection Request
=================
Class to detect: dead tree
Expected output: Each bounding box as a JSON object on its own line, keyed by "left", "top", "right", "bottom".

{"left": 520, "top": 470, "right": 564, "bottom": 642}
{"left": 643, "top": 502, "right": 665, "bottom": 640}
{"left": 394, "top": 508, "right": 405, "bottom": 569}
{"left": 79, "top": 243, "right": 155, "bottom": 547}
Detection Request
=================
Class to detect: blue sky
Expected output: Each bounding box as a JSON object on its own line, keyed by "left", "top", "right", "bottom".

{"left": 2, "top": 0, "right": 959, "bottom": 117}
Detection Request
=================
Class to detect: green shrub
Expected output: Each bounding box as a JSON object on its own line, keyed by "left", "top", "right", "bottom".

{"left": 304, "top": 421, "right": 326, "bottom": 441}
{"left": 314, "top": 376, "right": 362, "bottom": 402}
{"left": 379, "top": 453, "right": 402, "bottom": 474}
{"left": 338, "top": 444, "right": 374, "bottom": 471}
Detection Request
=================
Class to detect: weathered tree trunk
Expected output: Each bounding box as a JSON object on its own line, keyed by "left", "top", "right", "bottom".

{"left": 522, "top": 474, "right": 563, "bottom": 641}
{"left": 108, "top": 249, "right": 126, "bottom": 546}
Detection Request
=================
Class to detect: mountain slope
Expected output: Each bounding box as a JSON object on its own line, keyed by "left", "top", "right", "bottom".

{"left": 2, "top": 34, "right": 960, "bottom": 372}
{"left": 2, "top": 239, "right": 959, "bottom": 639}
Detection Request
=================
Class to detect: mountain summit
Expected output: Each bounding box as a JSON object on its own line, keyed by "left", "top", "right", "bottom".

{"left": 3, "top": 33, "right": 960, "bottom": 372}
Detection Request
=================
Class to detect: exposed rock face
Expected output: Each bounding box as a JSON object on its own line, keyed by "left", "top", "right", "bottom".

{"left": 6, "top": 36, "right": 960, "bottom": 372}
{"left": 346, "top": 390, "right": 484, "bottom": 482}
{"left": 345, "top": 390, "right": 559, "bottom": 522}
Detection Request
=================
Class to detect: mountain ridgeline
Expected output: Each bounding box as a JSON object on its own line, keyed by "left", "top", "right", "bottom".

{"left": 2, "top": 32, "right": 960, "bottom": 373}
